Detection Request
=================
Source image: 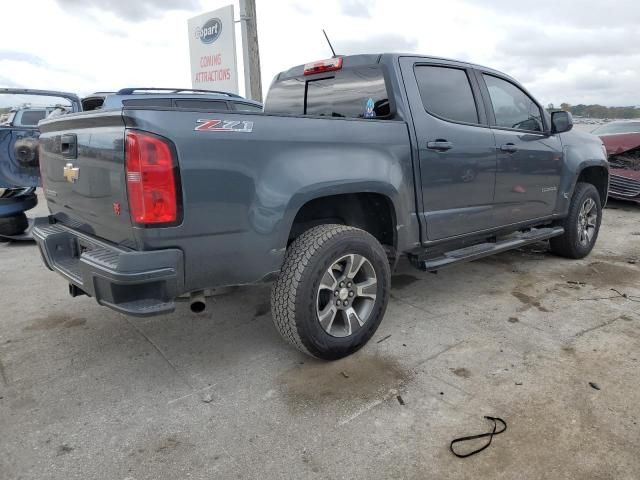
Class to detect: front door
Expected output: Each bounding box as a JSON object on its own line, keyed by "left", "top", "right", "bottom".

{"left": 400, "top": 58, "right": 498, "bottom": 241}
{"left": 477, "top": 73, "right": 563, "bottom": 223}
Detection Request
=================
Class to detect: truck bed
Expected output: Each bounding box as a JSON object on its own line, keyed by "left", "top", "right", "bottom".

{"left": 38, "top": 107, "right": 415, "bottom": 293}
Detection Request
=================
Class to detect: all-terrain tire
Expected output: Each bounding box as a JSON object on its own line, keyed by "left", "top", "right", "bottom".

{"left": 550, "top": 182, "right": 602, "bottom": 259}
{"left": 271, "top": 224, "right": 391, "bottom": 360}
{"left": 0, "top": 213, "right": 28, "bottom": 237}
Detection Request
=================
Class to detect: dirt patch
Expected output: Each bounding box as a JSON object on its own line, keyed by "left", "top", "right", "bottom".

{"left": 278, "top": 354, "right": 410, "bottom": 412}
{"left": 24, "top": 314, "right": 86, "bottom": 331}
{"left": 450, "top": 367, "right": 471, "bottom": 378}
{"left": 155, "top": 437, "right": 181, "bottom": 453}
{"left": 57, "top": 444, "right": 73, "bottom": 456}
{"left": 573, "top": 261, "right": 640, "bottom": 289}
{"left": 391, "top": 274, "right": 420, "bottom": 289}
{"left": 512, "top": 291, "right": 550, "bottom": 312}
{"left": 64, "top": 318, "right": 87, "bottom": 328}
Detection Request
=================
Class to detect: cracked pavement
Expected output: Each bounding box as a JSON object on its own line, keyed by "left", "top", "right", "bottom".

{"left": 1, "top": 198, "right": 639, "bottom": 479}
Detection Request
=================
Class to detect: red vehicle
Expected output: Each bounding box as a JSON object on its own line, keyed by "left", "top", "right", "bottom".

{"left": 593, "top": 121, "right": 640, "bottom": 203}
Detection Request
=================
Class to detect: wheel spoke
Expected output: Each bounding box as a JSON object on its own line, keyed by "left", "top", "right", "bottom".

{"left": 585, "top": 198, "right": 595, "bottom": 214}
{"left": 318, "top": 304, "right": 337, "bottom": 332}
{"left": 355, "top": 278, "right": 377, "bottom": 300}
{"left": 345, "top": 254, "right": 366, "bottom": 279}
{"left": 585, "top": 226, "right": 594, "bottom": 242}
{"left": 344, "top": 307, "right": 364, "bottom": 334}
{"left": 319, "top": 269, "right": 338, "bottom": 291}
{"left": 579, "top": 228, "right": 587, "bottom": 244}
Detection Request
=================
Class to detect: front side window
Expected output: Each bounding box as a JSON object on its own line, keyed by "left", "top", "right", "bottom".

{"left": 414, "top": 65, "right": 479, "bottom": 124}
{"left": 483, "top": 75, "right": 544, "bottom": 132}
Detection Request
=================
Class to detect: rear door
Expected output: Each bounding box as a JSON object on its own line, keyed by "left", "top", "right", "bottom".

{"left": 399, "top": 58, "right": 498, "bottom": 241}
{"left": 476, "top": 72, "right": 563, "bottom": 223}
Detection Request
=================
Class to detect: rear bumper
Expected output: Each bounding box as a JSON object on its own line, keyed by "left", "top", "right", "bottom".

{"left": 33, "top": 218, "right": 184, "bottom": 317}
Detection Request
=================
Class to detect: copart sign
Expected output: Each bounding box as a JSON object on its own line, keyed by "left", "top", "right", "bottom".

{"left": 188, "top": 5, "right": 239, "bottom": 94}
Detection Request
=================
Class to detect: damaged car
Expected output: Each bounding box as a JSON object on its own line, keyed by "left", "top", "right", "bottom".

{"left": 0, "top": 88, "right": 81, "bottom": 237}
{"left": 593, "top": 121, "right": 640, "bottom": 203}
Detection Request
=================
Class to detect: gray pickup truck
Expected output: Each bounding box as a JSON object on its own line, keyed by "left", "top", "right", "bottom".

{"left": 34, "top": 53, "right": 609, "bottom": 359}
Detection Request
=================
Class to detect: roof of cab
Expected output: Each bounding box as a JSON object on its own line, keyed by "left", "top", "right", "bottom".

{"left": 275, "top": 53, "right": 510, "bottom": 81}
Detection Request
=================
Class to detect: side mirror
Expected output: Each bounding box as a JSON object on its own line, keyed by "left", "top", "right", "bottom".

{"left": 551, "top": 110, "right": 573, "bottom": 134}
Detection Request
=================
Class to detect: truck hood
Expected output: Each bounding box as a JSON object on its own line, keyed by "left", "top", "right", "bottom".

{"left": 598, "top": 132, "right": 640, "bottom": 156}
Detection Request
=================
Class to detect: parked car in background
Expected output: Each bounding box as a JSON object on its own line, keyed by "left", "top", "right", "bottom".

{"left": 34, "top": 54, "right": 607, "bottom": 359}
{"left": 593, "top": 120, "right": 640, "bottom": 203}
{"left": 0, "top": 88, "right": 81, "bottom": 236}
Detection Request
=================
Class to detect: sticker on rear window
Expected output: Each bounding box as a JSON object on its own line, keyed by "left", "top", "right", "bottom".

{"left": 195, "top": 119, "right": 254, "bottom": 132}
{"left": 364, "top": 98, "right": 375, "bottom": 118}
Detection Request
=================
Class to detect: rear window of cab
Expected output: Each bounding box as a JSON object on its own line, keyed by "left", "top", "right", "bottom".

{"left": 264, "top": 66, "right": 391, "bottom": 119}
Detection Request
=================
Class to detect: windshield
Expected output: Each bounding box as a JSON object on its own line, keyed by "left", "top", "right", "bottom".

{"left": 0, "top": 93, "right": 73, "bottom": 127}
{"left": 592, "top": 122, "right": 640, "bottom": 135}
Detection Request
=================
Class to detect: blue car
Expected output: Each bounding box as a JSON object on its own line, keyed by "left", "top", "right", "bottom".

{"left": 0, "top": 88, "right": 81, "bottom": 236}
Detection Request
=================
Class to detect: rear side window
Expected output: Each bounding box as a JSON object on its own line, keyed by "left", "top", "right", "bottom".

{"left": 414, "top": 66, "right": 479, "bottom": 124}
{"left": 265, "top": 78, "right": 305, "bottom": 115}
{"left": 483, "top": 74, "right": 544, "bottom": 132}
{"left": 18, "top": 110, "right": 47, "bottom": 126}
{"left": 174, "top": 99, "right": 228, "bottom": 110}
{"left": 265, "top": 66, "right": 390, "bottom": 119}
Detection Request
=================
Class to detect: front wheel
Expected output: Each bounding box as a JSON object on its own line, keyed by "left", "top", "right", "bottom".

{"left": 271, "top": 225, "right": 391, "bottom": 360}
{"left": 550, "top": 182, "right": 602, "bottom": 259}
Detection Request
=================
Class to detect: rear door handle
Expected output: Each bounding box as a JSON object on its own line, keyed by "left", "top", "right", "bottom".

{"left": 427, "top": 140, "right": 453, "bottom": 152}
{"left": 500, "top": 143, "right": 518, "bottom": 153}
{"left": 61, "top": 133, "right": 77, "bottom": 159}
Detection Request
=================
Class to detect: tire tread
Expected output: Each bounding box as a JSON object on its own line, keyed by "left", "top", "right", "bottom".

{"left": 271, "top": 224, "right": 363, "bottom": 357}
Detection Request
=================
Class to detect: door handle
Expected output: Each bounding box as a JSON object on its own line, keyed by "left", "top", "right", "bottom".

{"left": 427, "top": 140, "right": 453, "bottom": 152}
{"left": 500, "top": 143, "right": 518, "bottom": 153}
{"left": 61, "top": 133, "right": 77, "bottom": 159}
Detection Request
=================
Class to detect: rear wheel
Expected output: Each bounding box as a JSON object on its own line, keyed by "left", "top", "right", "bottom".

{"left": 0, "top": 213, "right": 28, "bottom": 237}
{"left": 271, "top": 224, "right": 391, "bottom": 360}
{"left": 550, "top": 182, "right": 602, "bottom": 259}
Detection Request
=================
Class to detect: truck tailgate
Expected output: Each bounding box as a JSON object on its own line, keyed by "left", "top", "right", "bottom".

{"left": 38, "top": 110, "right": 135, "bottom": 246}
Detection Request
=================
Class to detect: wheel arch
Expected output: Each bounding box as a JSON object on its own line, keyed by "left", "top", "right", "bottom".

{"left": 284, "top": 187, "right": 399, "bottom": 254}
{"left": 575, "top": 165, "right": 609, "bottom": 206}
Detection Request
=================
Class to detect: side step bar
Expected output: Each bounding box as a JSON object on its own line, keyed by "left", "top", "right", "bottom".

{"left": 414, "top": 227, "right": 565, "bottom": 272}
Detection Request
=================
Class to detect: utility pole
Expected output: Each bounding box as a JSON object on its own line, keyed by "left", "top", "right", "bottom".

{"left": 239, "top": 0, "right": 263, "bottom": 102}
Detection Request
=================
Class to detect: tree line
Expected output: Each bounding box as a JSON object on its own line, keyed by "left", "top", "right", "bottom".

{"left": 547, "top": 103, "right": 640, "bottom": 119}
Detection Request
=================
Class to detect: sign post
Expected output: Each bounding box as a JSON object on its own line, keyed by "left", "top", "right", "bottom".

{"left": 239, "top": 0, "right": 263, "bottom": 102}
{"left": 187, "top": 5, "right": 239, "bottom": 94}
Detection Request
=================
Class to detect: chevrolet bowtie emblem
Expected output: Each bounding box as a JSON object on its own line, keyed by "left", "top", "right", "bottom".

{"left": 63, "top": 163, "right": 79, "bottom": 183}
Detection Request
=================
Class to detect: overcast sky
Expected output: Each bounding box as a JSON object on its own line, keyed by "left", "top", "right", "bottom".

{"left": 1, "top": 0, "right": 639, "bottom": 106}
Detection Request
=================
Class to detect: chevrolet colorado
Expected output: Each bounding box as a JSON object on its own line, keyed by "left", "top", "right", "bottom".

{"left": 34, "top": 54, "right": 609, "bottom": 359}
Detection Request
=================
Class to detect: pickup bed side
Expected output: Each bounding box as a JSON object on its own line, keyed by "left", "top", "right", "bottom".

{"left": 37, "top": 108, "right": 418, "bottom": 305}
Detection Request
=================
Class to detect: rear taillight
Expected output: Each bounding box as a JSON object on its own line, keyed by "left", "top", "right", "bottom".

{"left": 303, "top": 57, "right": 343, "bottom": 75}
{"left": 125, "top": 130, "right": 180, "bottom": 225}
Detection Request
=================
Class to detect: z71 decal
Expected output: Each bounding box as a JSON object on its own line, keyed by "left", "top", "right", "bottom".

{"left": 195, "top": 119, "right": 254, "bottom": 133}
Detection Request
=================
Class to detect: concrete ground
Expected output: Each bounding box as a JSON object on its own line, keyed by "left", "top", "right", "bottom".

{"left": 1, "top": 199, "right": 639, "bottom": 480}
